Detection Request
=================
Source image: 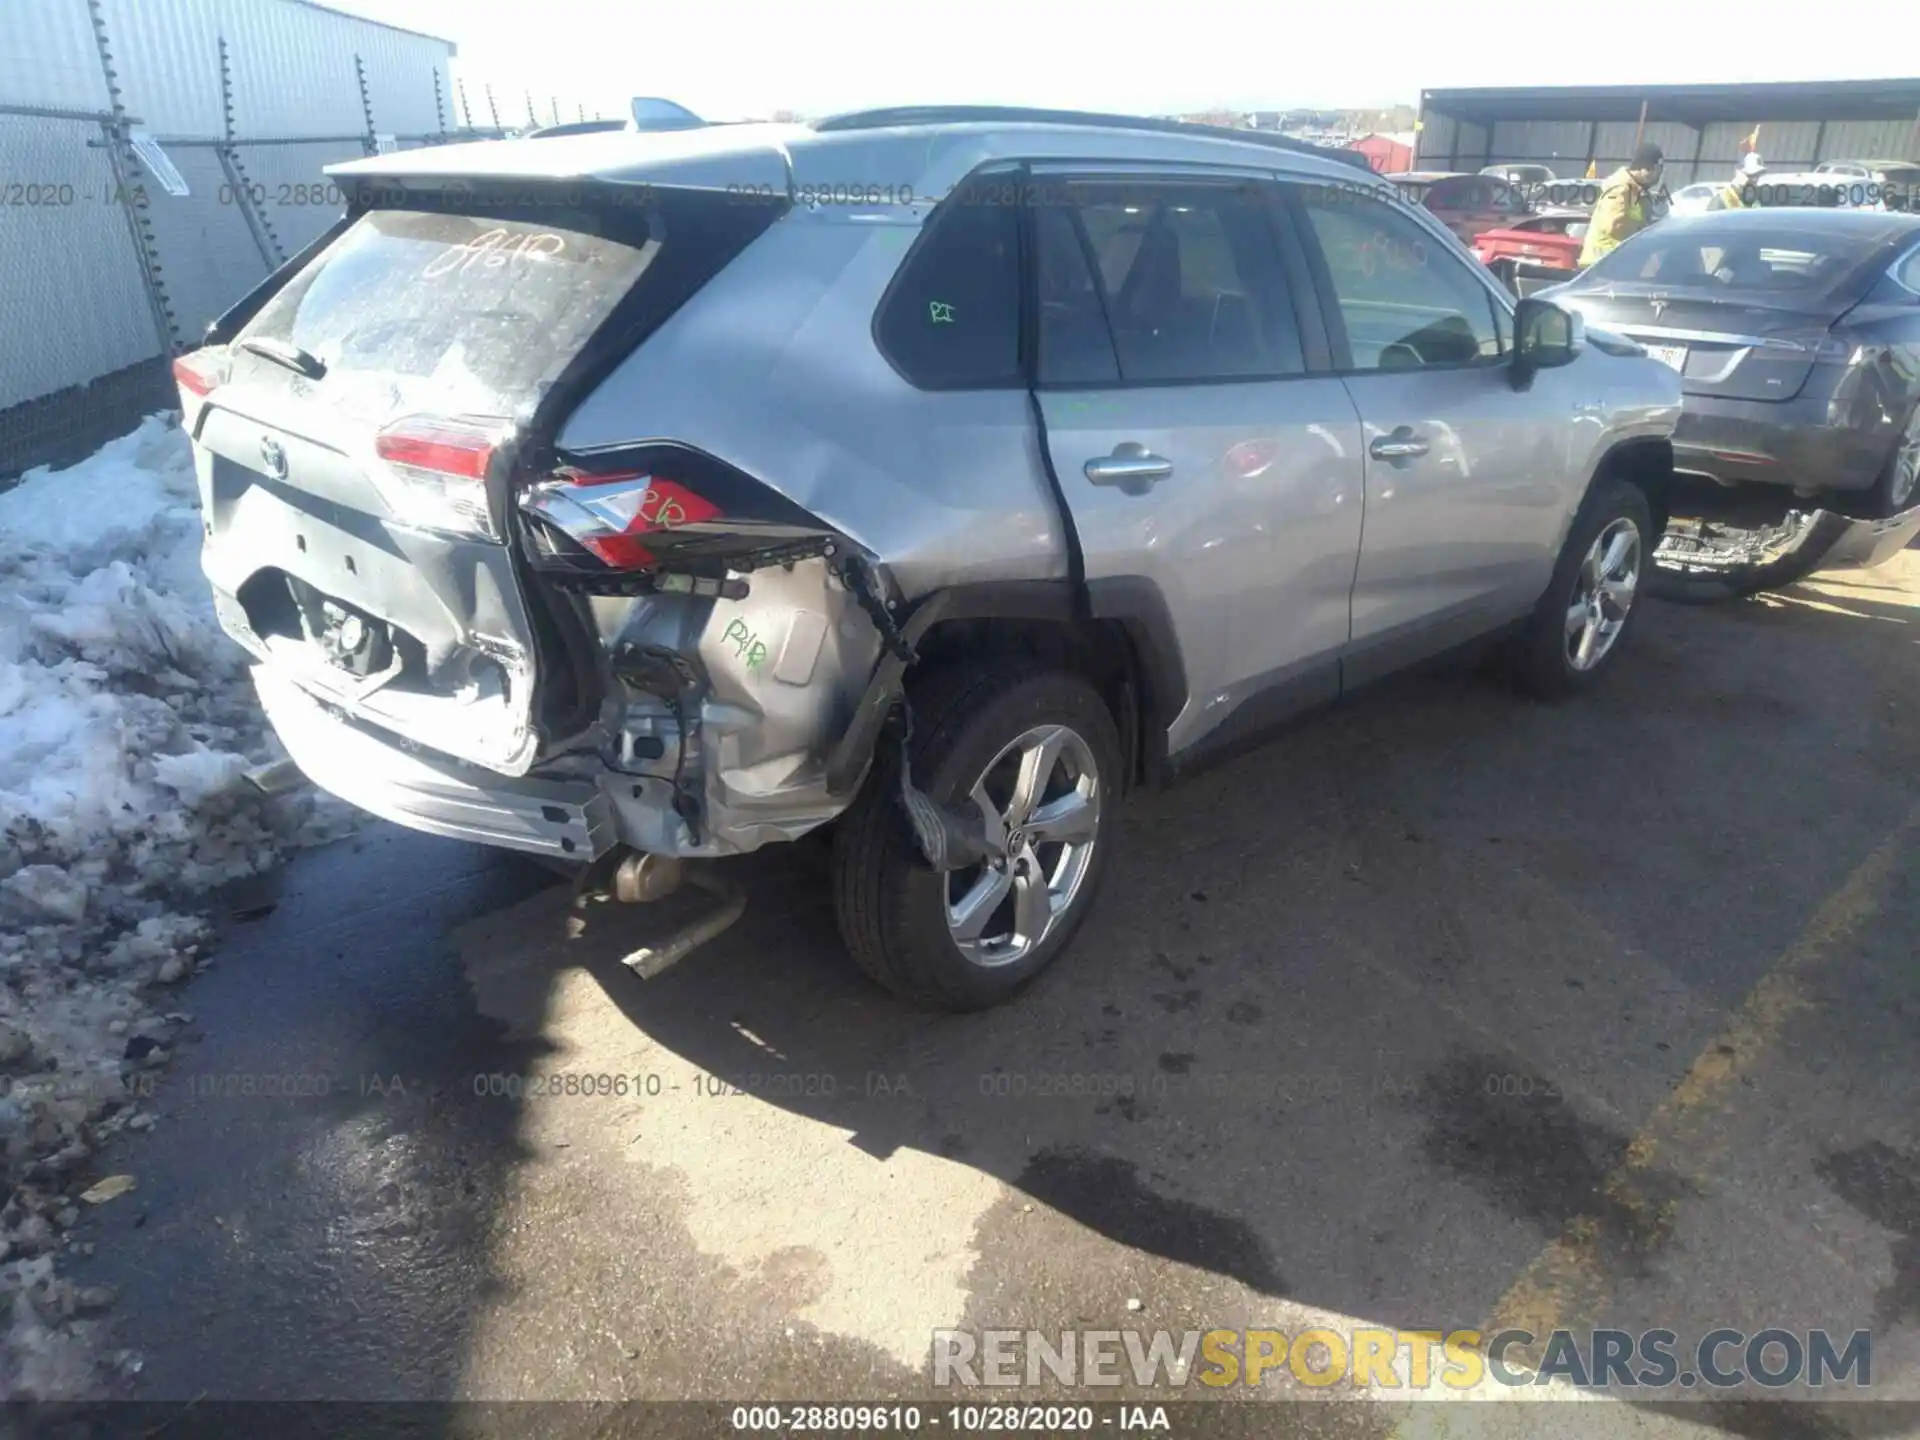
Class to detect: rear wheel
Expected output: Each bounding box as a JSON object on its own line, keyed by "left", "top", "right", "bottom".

{"left": 1512, "top": 477, "right": 1653, "bottom": 697}
{"left": 831, "top": 661, "right": 1122, "bottom": 1010}
{"left": 1865, "top": 405, "right": 1920, "bottom": 519}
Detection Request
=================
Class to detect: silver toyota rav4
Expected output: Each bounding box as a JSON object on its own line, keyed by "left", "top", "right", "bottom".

{"left": 178, "top": 107, "right": 1680, "bottom": 1009}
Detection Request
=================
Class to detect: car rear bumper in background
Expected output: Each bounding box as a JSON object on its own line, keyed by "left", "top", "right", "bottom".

{"left": 255, "top": 666, "right": 618, "bottom": 862}
{"left": 1654, "top": 501, "right": 1920, "bottom": 595}
{"left": 1671, "top": 390, "right": 1892, "bottom": 492}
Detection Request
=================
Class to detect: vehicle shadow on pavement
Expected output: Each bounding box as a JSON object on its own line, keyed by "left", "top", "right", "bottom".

{"left": 438, "top": 566, "right": 1920, "bottom": 1410}
{"left": 78, "top": 568, "right": 1920, "bottom": 1430}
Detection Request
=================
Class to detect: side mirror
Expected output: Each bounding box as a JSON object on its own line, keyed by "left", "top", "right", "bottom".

{"left": 1511, "top": 297, "right": 1584, "bottom": 384}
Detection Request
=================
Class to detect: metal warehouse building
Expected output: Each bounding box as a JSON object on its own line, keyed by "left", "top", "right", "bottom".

{"left": 0, "top": 0, "right": 465, "bottom": 475}
{"left": 1415, "top": 78, "right": 1920, "bottom": 187}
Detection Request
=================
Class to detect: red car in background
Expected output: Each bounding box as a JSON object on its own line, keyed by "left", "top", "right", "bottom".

{"left": 1472, "top": 210, "right": 1591, "bottom": 293}
{"left": 1383, "top": 171, "right": 1533, "bottom": 245}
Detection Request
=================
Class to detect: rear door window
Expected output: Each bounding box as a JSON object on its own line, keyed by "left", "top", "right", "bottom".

{"left": 876, "top": 194, "right": 1021, "bottom": 388}
{"left": 1598, "top": 224, "right": 1890, "bottom": 297}
{"left": 1047, "top": 180, "right": 1306, "bottom": 382}
{"left": 1488, "top": 180, "right": 1529, "bottom": 216}
{"left": 1894, "top": 246, "right": 1920, "bottom": 292}
{"left": 1422, "top": 177, "right": 1473, "bottom": 212}
{"left": 1034, "top": 204, "right": 1121, "bottom": 384}
{"left": 239, "top": 206, "right": 661, "bottom": 422}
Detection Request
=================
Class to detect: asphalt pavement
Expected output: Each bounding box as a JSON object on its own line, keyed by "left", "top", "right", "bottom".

{"left": 60, "top": 552, "right": 1920, "bottom": 1439}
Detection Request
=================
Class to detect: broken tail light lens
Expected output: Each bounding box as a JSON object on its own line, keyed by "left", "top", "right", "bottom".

{"left": 173, "top": 351, "right": 223, "bottom": 397}
{"left": 172, "top": 349, "right": 230, "bottom": 425}
{"left": 519, "top": 469, "right": 722, "bottom": 570}
{"left": 372, "top": 414, "right": 514, "bottom": 541}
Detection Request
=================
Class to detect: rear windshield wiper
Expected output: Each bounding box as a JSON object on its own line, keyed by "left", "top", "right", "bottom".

{"left": 240, "top": 336, "right": 328, "bottom": 381}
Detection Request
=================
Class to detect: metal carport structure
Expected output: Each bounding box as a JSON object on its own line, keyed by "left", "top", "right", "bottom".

{"left": 1415, "top": 79, "right": 1920, "bottom": 187}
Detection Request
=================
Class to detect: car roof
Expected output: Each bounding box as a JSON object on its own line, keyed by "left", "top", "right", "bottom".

{"left": 812, "top": 106, "right": 1374, "bottom": 169}
{"left": 331, "top": 105, "right": 1375, "bottom": 195}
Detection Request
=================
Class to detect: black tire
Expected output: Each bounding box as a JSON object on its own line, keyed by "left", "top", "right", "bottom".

{"left": 1512, "top": 476, "right": 1654, "bottom": 698}
{"left": 831, "top": 660, "right": 1124, "bottom": 1010}
{"left": 1860, "top": 403, "right": 1920, "bottom": 520}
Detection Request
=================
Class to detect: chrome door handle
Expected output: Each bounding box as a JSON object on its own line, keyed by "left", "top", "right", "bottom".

{"left": 1368, "top": 432, "right": 1430, "bottom": 461}
{"left": 1084, "top": 442, "right": 1173, "bottom": 492}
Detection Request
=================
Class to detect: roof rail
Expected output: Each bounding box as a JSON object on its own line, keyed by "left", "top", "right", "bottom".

{"left": 811, "top": 105, "right": 1376, "bottom": 172}
{"left": 525, "top": 118, "right": 629, "bottom": 139}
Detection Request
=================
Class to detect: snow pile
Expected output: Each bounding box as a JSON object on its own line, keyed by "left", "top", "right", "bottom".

{"left": 0, "top": 415, "right": 352, "bottom": 1397}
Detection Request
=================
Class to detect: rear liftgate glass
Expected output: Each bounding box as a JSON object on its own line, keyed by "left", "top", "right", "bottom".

{"left": 183, "top": 178, "right": 795, "bottom": 776}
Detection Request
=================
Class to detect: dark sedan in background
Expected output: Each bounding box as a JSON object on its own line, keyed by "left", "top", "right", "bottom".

{"left": 1544, "top": 209, "right": 1920, "bottom": 516}
{"left": 1383, "top": 171, "right": 1533, "bottom": 246}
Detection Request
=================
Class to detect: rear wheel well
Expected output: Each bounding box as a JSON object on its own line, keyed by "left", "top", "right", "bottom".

{"left": 909, "top": 615, "right": 1144, "bottom": 791}
{"left": 1591, "top": 437, "right": 1674, "bottom": 539}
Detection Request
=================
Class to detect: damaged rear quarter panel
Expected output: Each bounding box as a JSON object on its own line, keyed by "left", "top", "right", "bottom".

{"left": 554, "top": 202, "right": 1066, "bottom": 596}
{"left": 551, "top": 196, "right": 1066, "bottom": 856}
{"left": 588, "top": 556, "right": 885, "bottom": 856}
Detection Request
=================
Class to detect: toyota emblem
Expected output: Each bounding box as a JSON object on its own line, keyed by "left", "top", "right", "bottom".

{"left": 260, "top": 434, "right": 288, "bottom": 481}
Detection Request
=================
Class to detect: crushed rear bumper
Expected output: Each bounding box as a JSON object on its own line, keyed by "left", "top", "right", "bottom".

{"left": 255, "top": 666, "right": 618, "bottom": 862}
{"left": 1652, "top": 500, "right": 1920, "bottom": 598}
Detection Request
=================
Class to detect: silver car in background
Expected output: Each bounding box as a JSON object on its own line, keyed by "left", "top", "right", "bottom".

{"left": 176, "top": 107, "right": 1680, "bottom": 1009}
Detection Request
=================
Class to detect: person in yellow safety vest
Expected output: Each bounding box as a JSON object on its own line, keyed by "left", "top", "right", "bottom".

{"left": 1717, "top": 152, "right": 1766, "bottom": 209}
{"left": 1578, "top": 142, "right": 1666, "bottom": 268}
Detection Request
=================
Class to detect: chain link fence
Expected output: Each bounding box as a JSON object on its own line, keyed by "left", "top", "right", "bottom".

{"left": 0, "top": 111, "right": 542, "bottom": 480}
{"left": 0, "top": 109, "right": 173, "bottom": 476}
{"left": 0, "top": 0, "right": 595, "bottom": 483}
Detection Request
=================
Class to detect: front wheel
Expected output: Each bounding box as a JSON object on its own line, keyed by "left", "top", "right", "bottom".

{"left": 831, "top": 661, "right": 1123, "bottom": 1010}
{"left": 1512, "top": 477, "right": 1653, "bottom": 697}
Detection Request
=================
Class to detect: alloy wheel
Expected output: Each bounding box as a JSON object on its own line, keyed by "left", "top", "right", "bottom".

{"left": 1566, "top": 517, "right": 1642, "bottom": 672}
{"left": 945, "top": 724, "right": 1101, "bottom": 967}
{"left": 1891, "top": 421, "right": 1920, "bottom": 512}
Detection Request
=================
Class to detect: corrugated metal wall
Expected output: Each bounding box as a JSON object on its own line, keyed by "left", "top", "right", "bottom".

{"left": 0, "top": 113, "right": 160, "bottom": 402}
{"left": 0, "top": 0, "right": 453, "bottom": 421}
{"left": 1421, "top": 107, "right": 1920, "bottom": 186}
{"left": 0, "top": 0, "right": 114, "bottom": 113}
{"left": 238, "top": 139, "right": 371, "bottom": 254}
{"left": 137, "top": 146, "right": 273, "bottom": 344}
{"left": 82, "top": 0, "right": 451, "bottom": 140}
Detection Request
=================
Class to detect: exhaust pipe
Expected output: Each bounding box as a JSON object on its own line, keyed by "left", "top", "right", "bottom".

{"left": 587, "top": 848, "right": 747, "bottom": 980}
{"left": 621, "top": 870, "right": 747, "bottom": 980}
{"left": 244, "top": 758, "right": 308, "bottom": 796}
{"left": 613, "top": 851, "right": 684, "bottom": 903}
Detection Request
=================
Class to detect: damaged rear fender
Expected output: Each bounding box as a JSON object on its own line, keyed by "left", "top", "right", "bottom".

{"left": 824, "top": 576, "right": 1185, "bottom": 801}
{"left": 517, "top": 440, "right": 917, "bottom": 857}
{"left": 516, "top": 440, "right": 1181, "bottom": 856}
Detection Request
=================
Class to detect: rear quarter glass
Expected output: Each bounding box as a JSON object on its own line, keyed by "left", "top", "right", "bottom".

{"left": 237, "top": 207, "right": 661, "bottom": 422}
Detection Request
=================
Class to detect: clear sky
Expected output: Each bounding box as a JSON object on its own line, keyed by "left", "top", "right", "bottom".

{"left": 322, "top": 0, "right": 1914, "bottom": 123}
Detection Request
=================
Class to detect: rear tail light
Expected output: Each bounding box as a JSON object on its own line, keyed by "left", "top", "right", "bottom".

{"left": 520, "top": 469, "right": 722, "bottom": 570}
{"left": 371, "top": 414, "right": 514, "bottom": 540}
{"left": 172, "top": 351, "right": 223, "bottom": 397}
{"left": 172, "top": 350, "right": 230, "bottom": 423}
